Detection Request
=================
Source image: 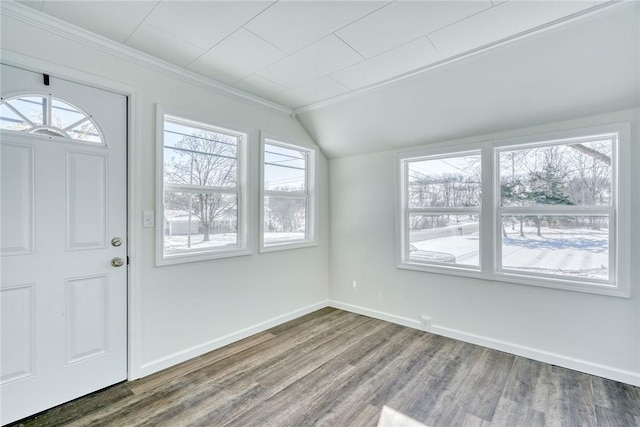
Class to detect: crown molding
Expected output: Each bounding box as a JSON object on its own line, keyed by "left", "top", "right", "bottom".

{"left": 294, "top": 0, "right": 627, "bottom": 116}
{"left": 0, "top": 1, "right": 294, "bottom": 117}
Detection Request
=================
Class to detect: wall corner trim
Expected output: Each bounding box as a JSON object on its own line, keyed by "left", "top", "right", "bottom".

{"left": 138, "top": 300, "right": 330, "bottom": 378}
{"left": 328, "top": 299, "right": 640, "bottom": 387}
{"left": 0, "top": 1, "right": 294, "bottom": 117}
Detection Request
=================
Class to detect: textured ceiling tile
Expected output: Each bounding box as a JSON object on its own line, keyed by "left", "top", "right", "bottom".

{"left": 16, "top": 1, "right": 44, "bottom": 11}
{"left": 233, "top": 75, "right": 288, "bottom": 100}
{"left": 188, "top": 29, "right": 286, "bottom": 84}
{"left": 143, "top": 1, "right": 273, "bottom": 50}
{"left": 244, "top": 1, "right": 389, "bottom": 54}
{"left": 257, "top": 35, "right": 363, "bottom": 88}
{"left": 126, "top": 22, "right": 204, "bottom": 67}
{"left": 332, "top": 37, "right": 442, "bottom": 90}
{"left": 41, "top": 0, "right": 158, "bottom": 43}
{"left": 429, "top": 0, "right": 596, "bottom": 58}
{"left": 269, "top": 76, "right": 350, "bottom": 109}
{"left": 336, "top": 1, "right": 492, "bottom": 58}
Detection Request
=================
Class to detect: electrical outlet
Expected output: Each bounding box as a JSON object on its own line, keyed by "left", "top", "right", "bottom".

{"left": 143, "top": 210, "right": 155, "bottom": 228}
{"left": 420, "top": 315, "right": 432, "bottom": 332}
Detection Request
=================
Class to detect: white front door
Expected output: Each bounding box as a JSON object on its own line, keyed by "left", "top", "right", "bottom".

{"left": 0, "top": 64, "right": 127, "bottom": 425}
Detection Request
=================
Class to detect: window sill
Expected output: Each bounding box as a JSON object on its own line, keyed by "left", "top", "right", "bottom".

{"left": 396, "top": 261, "right": 628, "bottom": 298}
{"left": 260, "top": 240, "right": 317, "bottom": 254}
{"left": 397, "top": 261, "right": 482, "bottom": 279}
{"left": 156, "top": 248, "right": 252, "bottom": 266}
{"left": 492, "top": 271, "right": 629, "bottom": 298}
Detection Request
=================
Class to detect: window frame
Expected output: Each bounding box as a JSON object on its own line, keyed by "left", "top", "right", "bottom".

{"left": 156, "top": 105, "right": 252, "bottom": 266}
{"left": 259, "top": 134, "right": 317, "bottom": 252}
{"left": 398, "top": 148, "right": 483, "bottom": 276}
{"left": 1, "top": 93, "right": 105, "bottom": 144}
{"left": 397, "top": 123, "right": 630, "bottom": 297}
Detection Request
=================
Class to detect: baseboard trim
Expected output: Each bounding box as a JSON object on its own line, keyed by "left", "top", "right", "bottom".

{"left": 430, "top": 325, "right": 640, "bottom": 387}
{"left": 139, "top": 300, "right": 329, "bottom": 378}
{"left": 328, "top": 300, "right": 422, "bottom": 330}
{"left": 328, "top": 299, "right": 640, "bottom": 386}
{"left": 139, "top": 298, "right": 640, "bottom": 386}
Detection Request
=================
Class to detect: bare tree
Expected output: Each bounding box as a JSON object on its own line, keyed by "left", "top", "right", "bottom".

{"left": 164, "top": 130, "right": 237, "bottom": 241}
{"left": 266, "top": 195, "right": 305, "bottom": 233}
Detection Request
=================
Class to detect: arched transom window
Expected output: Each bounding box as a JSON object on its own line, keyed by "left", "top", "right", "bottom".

{"left": 0, "top": 94, "right": 102, "bottom": 143}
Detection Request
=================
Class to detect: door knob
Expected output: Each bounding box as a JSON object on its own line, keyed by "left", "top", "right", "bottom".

{"left": 111, "top": 257, "right": 124, "bottom": 267}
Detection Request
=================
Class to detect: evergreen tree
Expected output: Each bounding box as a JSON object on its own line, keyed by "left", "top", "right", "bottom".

{"left": 526, "top": 154, "right": 573, "bottom": 236}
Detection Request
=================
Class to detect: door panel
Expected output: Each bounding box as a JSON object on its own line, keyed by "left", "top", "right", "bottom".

{"left": 0, "top": 143, "right": 34, "bottom": 255}
{"left": 66, "top": 150, "right": 108, "bottom": 250}
{"left": 0, "top": 284, "right": 34, "bottom": 383}
{"left": 65, "top": 274, "right": 109, "bottom": 364}
{"left": 0, "top": 64, "right": 127, "bottom": 425}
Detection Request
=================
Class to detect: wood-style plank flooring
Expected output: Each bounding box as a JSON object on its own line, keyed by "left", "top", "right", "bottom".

{"left": 10, "top": 308, "right": 640, "bottom": 427}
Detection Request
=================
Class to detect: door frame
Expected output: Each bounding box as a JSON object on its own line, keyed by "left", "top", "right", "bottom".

{"left": 1, "top": 50, "right": 143, "bottom": 380}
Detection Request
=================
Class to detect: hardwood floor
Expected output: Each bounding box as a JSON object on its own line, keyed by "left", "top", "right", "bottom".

{"left": 10, "top": 308, "right": 640, "bottom": 427}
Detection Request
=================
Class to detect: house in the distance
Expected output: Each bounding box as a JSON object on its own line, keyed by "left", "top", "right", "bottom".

{"left": 164, "top": 210, "right": 200, "bottom": 236}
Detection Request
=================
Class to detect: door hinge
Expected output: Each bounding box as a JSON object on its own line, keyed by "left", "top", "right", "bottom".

{"left": 127, "top": 256, "right": 130, "bottom": 265}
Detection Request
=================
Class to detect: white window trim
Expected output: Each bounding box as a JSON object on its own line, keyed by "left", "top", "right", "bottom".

{"left": 396, "top": 123, "right": 631, "bottom": 297}
{"left": 397, "top": 148, "right": 482, "bottom": 276}
{"left": 259, "top": 133, "right": 317, "bottom": 253}
{"left": 155, "top": 105, "right": 253, "bottom": 266}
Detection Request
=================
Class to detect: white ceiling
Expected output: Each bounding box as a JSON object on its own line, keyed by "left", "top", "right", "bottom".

{"left": 296, "top": 1, "right": 640, "bottom": 157}
{"left": 17, "top": 0, "right": 611, "bottom": 110}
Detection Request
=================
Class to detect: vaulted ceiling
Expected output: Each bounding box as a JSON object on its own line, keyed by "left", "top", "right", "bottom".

{"left": 17, "top": 0, "right": 617, "bottom": 110}
{"left": 12, "top": 1, "right": 640, "bottom": 158}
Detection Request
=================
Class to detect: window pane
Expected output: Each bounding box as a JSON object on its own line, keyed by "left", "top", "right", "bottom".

{"left": 3, "top": 97, "right": 45, "bottom": 127}
{"left": 1, "top": 96, "right": 103, "bottom": 143}
{"left": 0, "top": 102, "right": 30, "bottom": 131}
{"left": 164, "top": 120, "right": 238, "bottom": 188}
{"left": 501, "top": 215, "right": 609, "bottom": 281}
{"left": 51, "top": 99, "right": 85, "bottom": 129}
{"left": 409, "top": 214, "right": 479, "bottom": 267}
{"left": 408, "top": 154, "right": 481, "bottom": 208}
{"left": 164, "top": 121, "right": 238, "bottom": 152}
{"left": 264, "top": 143, "right": 306, "bottom": 191}
{"left": 264, "top": 196, "right": 306, "bottom": 244}
{"left": 499, "top": 139, "right": 612, "bottom": 207}
{"left": 163, "top": 191, "right": 237, "bottom": 255}
{"left": 67, "top": 121, "right": 101, "bottom": 142}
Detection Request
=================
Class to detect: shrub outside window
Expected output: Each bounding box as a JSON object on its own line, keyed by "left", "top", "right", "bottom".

{"left": 260, "top": 137, "right": 316, "bottom": 251}
{"left": 398, "top": 123, "right": 630, "bottom": 297}
{"left": 157, "top": 108, "right": 249, "bottom": 265}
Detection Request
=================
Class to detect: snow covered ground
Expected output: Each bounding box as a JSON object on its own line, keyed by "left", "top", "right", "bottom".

{"left": 164, "top": 232, "right": 305, "bottom": 253}
{"left": 164, "top": 233, "right": 238, "bottom": 252}
{"left": 411, "top": 226, "right": 608, "bottom": 280}
{"left": 165, "top": 226, "right": 608, "bottom": 281}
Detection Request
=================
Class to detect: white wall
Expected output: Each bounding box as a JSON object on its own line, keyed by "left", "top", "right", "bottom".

{"left": 3, "top": 3, "right": 639, "bottom": 387}
{"left": 329, "top": 109, "right": 640, "bottom": 384}
{"left": 1, "top": 9, "right": 329, "bottom": 375}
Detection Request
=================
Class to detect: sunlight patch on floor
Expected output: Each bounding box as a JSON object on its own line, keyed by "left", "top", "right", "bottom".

{"left": 377, "top": 406, "right": 428, "bottom": 427}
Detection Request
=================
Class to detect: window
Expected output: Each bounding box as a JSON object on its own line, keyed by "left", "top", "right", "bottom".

{"left": 0, "top": 94, "right": 102, "bottom": 142}
{"left": 400, "top": 151, "right": 481, "bottom": 271}
{"left": 260, "top": 137, "right": 316, "bottom": 251}
{"left": 157, "top": 108, "right": 249, "bottom": 265}
{"left": 398, "top": 123, "right": 630, "bottom": 296}
{"left": 497, "top": 137, "right": 614, "bottom": 284}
